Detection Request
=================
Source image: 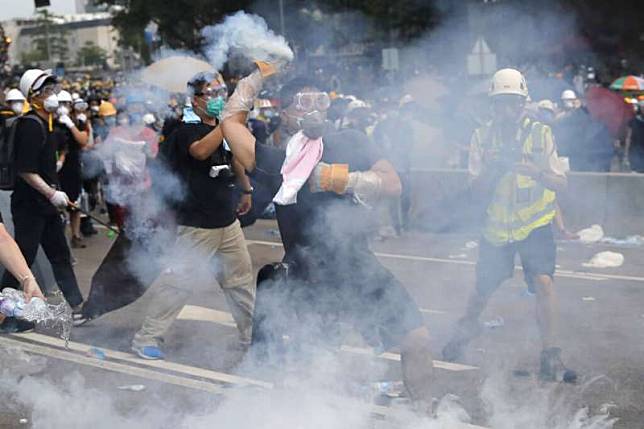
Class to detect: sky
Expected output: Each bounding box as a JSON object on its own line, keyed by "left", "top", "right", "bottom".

{"left": 0, "top": 0, "right": 77, "bottom": 21}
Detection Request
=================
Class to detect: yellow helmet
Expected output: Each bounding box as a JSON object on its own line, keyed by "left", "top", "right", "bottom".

{"left": 98, "top": 101, "right": 117, "bottom": 117}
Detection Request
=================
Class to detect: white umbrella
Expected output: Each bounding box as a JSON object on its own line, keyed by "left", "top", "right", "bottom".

{"left": 139, "top": 56, "right": 215, "bottom": 93}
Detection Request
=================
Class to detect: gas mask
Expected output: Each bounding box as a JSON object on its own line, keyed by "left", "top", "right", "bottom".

{"left": 43, "top": 94, "right": 59, "bottom": 113}
{"left": 57, "top": 106, "right": 70, "bottom": 117}
{"left": 300, "top": 110, "right": 328, "bottom": 139}
{"left": 10, "top": 102, "right": 24, "bottom": 115}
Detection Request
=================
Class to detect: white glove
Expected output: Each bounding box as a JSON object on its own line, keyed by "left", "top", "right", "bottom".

{"left": 56, "top": 160, "right": 64, "bottom": 172}
{"left": 77, "top": 113, "right": 87, "bottom": 123}
{"left": 49, "top": 190, "right": 70, "bottom": 209}
{"left": 221, "top": 70, "right": 264, "bottom": 120}
{"left": 346, "top": 170, "right": 383, "bottom": 208}
{"left": 59, "top": 115, "right": 75, "bottom": 129}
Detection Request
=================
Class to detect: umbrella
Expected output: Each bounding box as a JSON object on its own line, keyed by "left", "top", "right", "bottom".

{"left": 609, "top": 75, "right": 644, "bottom": 92}
{"left": 139, "top": 56, "right": 215, "bottom": 93}
{"left": 585, "top": 86, "right": 634, "bottom": 137}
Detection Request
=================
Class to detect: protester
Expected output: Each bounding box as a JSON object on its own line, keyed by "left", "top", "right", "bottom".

{"left": 5, "top": 89, "right": 27, "bottom": 117}
{"left": 0, "top": 69, "right": 84, "bottom": 331}
{"left": 442, "top": 68, "right": 576, "bottom": 383}
{"left": 221, "top": 63, "right": 434, "bottom": 414}
{"left": 55, "top": 90, "right": 92, "bottom": 248}
{"left": 130, "top": 71, "right": 256, "bottom": 360}
{"left": 624, "top": 100, "right": 644, "bottom": 172}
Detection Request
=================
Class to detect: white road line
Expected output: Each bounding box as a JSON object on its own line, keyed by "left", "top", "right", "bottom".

{"left": 12, "top": 332, "right": 272, "bottom": 389}
{"left": 246, "top": 239, "right": 644, "bottom": 283}
{"left": 5, "top": 334, "right": 488, "bottom": 428}
{"left": 176, "top": 305, "right": 477, "bottom": 372}
{"left": 0, "top": 335, "right": 225, "bottom": 394}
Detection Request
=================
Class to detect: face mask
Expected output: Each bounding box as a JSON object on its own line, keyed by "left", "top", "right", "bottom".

{"left": 91, "top": 106, "right": 100, "bottom": 113}
{"left": 300, "top": 110, "right": 328, "bottom": 139}
{"left": 205, "top": 96, "right": 225, "bottom": 119}
{"left": 57, "top": 106, "right": 70, "bottom": 117}
{"left": 10, "top": 102, "right": 24, "bottom": 115}
{"left": 74, "top": 102, "right": 88, "bottom": 112}
{"left": 43, "top": 94, "right": 59, "bottom": 113}
{"left": 104, "top": 117, "right": 116, "bottom": 127}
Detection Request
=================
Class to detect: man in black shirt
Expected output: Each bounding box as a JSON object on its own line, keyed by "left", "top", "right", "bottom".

{"left": 131, "top": 72, "right": 255, "bottom": 360}
{"left": 222, "top": 67, "right": 434, "bottom": 413}
{"left": 1, "top": 69, "right": 84, "bottom": 331}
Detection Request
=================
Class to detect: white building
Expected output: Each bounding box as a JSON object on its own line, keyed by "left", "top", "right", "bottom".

{"left": 3, "top": 12, "right": 120, "bottom": 68}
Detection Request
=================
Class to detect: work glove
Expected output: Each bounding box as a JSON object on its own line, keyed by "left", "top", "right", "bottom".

{"left": 49, "top": 190, "right": 70, "bottom": 209}
{"left": 309, "top": 162, "right": 384, "bottom": 207}
{"left": 59, "top": 115, "right": 75, "bottom": 129}
{"left": 76, "top": 113, "right": 87, "bottom": 123}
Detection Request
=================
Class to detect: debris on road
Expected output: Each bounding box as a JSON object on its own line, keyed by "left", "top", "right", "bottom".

{"left": 483, "top": 316, "right": 505, "bottom": 329}
{"left": 373, "top": 381, "right": 405, "bottom": 398}
{"left": 86, "top": 347, "right": 106, "bottom": 360}
{"left": 18, "top": 418, "right": 28, "bottom": 424}
{"left": 582, "top": 296, "right": 596, "bottom": 302}
{"left": 577, "top": 224, "right": 604, "bottom": 243}
{"left": 582, "top": 251, "right": 624, "bottom": 268}
{"left": 601, "top": 235, "right": 644, "bottom": 247}
{"left": 464, "top": 241, "right": 478, "bottom": 249}
{"left": 117, "top": 384, "right": 146, "bottom": 392}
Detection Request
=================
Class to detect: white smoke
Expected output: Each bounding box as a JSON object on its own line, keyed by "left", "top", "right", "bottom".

{"left": 202, "top": 11, "right": 294, "bottom": 71}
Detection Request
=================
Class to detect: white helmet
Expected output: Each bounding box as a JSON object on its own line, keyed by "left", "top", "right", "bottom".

{"left": 6, "top": 88, "right": 26, "bottom": 102}
{"left": 537, "top": 99, "right": 555, "bottom": 113}
{"left": 489, "top": 68, "right": 529, "bottom": 98}
{"left": 142, "top": 113, "right": 156, "bottom": 125}
{"left": 561, "top": 89, "right": 577, "bottom": 101}
{"left": 57, "top": 90, "right": 73, "bottom": 104}
{"left": 19, "top": 68, "right": 56, "bottom": 98}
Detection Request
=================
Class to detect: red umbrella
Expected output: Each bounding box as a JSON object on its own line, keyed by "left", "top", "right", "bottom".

{"left": 585, "top": 86, "right": 634, "bottom": 137}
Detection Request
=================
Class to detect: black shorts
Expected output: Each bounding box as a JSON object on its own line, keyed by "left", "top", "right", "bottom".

{"left": 261, "top": 247, "right": 425, "bottom": 351}
{"left": 476, "top": 224, "right": 556, "bottom": 295}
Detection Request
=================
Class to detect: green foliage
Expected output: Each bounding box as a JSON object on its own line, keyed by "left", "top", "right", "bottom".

{"left": 77, "top": 41, "right": 108, "bottom": 67}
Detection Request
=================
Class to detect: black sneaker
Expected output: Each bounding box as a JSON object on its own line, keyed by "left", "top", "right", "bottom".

{"left": 0, "top": 317, "right": 35, "bottom": 334}
{"left": 539, "top": 347, "right": 577, "bottom": 383}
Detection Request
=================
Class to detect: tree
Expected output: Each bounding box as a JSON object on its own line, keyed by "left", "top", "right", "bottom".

{"left": 77, "top": 41, "right": 108, "bottom": 67}
{"left": 27, "top": 10, "right": 71, "bottom": 65}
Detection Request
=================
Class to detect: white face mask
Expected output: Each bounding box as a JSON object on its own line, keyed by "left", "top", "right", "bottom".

{"left": 10, "top": 102, "right": 24, "bottom": 115}
{"left": 43, "top": 94, "right": 59, "bottom": 113}
{"left": 57, "top": 106, "right": 70, "bottom": 117}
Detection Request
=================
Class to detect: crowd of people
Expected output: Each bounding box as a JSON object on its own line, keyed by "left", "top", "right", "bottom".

{"left": 0, "top": 58, "right": 642, "bottom": 414}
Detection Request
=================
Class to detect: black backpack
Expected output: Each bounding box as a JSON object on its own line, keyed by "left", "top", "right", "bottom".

{"left": 0, "top": 114, "right": 46, "bottom": 190}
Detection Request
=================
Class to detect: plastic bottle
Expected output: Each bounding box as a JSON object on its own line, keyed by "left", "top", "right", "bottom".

{"left": 0, "top": 288, "right": 47, "bottom": 319}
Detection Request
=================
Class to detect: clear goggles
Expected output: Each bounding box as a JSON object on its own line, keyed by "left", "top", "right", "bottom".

{"left": 294, "top": 92, "right": 330, "bottom": 112}
{"left": 195, "top": 84, "right": 228, "bottom": 100}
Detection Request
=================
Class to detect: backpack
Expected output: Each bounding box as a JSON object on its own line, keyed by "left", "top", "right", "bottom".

{"left": 0, "top": 114, "right": 47, "bottom": 191}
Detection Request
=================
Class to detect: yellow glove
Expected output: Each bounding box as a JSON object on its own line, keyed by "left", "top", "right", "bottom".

{"left": 255, "top": 61, "right": 279, "bottom": 78}
{"left": 309, "top": 162, "right": 350, "bottom": 194}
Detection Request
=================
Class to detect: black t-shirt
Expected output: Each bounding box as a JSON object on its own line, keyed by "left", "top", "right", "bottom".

{"left": 173, "top": 122, "right": 236, "bottom": 229}
{"left": 12, "top": 113, "right": 60, "bottom": 215}
{"left": 256, "top": 128, "right": 382, "bottom": 261}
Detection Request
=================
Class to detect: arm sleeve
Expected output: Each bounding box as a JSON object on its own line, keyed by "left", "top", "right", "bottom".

{"left": 254, "top": 141, "right": 286, "bottom": 176}
{"left": 14, "top": 119, "right": 45, "bottom": 174}
{"left": 542, "top": 126, "right": 566, "bottom": 177}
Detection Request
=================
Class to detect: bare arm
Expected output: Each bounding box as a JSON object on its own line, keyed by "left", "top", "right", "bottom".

{"left": 18, "top": 172, "right": 55, "bottom": 198}
{"left": 222, "top": 112, "right": 256, "bottom": 171}
{"left": 188, "top": 125, "right": 225, "bottom": 161}
{"left": 233, "top": 158, "right": 253, "bottom": 215}
{"left": 0, "top": 224, "right": 44, "bottom": 301}
{"left": 70, "top": 125, "right": 90, "bottom": 147}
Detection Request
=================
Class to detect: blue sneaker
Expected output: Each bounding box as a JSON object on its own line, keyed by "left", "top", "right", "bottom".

{"left": 132, "top": 345, "right": 165, "bottom": 360}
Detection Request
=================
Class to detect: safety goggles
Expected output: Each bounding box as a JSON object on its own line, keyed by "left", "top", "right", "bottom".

{"left": 294, "top": 92, "right": 330, "bottom": 112}
{"left": 35, "top": 83, "right": 61, "bottom": 98}
{"left": 194, "top": 84, "right": 228, "bottom": 100}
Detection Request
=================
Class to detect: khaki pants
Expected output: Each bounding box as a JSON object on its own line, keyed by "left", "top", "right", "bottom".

{"left": 132, "top": 220, "right": 255, "bottom": 348}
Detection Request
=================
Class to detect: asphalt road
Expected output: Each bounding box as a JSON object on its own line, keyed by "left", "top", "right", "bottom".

{"left": 1, "top": 219, "right": 642, "bottom": 428}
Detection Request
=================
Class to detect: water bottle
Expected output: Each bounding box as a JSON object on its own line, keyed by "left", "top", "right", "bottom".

{"left": 0, "top": 288, "right": 47, "bottom": 320}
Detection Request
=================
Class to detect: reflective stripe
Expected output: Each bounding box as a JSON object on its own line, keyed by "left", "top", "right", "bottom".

{"left": 479, "top": 119, "right": 557, "bottom": 244}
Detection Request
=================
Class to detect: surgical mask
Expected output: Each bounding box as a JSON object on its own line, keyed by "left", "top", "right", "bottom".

{"left": 57, "top": 106, "right": 70, "bottom": 117}
{"left": 205, "top": 96, "right": 225, "bottom": 119}
{"left": 91, "top": 106, "right": 100, "bottom": 113}
{"left": 43, "top": 94, "right": 59, "bottom": 113}
{"left": 10, "top": 102, "right": 24, "bottom": 115}
{"left": 104, "top": 117, "right": 116, "bottom": 127}
{"left": 300, "top": 110, "right": 328, "bottom": 139}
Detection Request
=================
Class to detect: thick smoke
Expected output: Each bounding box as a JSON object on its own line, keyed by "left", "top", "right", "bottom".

{"left": 202, "top": 12, "right": 294, "bottom": 71}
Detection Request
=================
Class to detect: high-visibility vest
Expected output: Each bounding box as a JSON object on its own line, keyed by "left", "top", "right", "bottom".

{"left": 474, "top": 118, "right": 557, "bottom": 245}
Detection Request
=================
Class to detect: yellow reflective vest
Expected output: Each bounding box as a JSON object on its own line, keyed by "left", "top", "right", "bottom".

{"left": 471, "top": 118, "right": 557, "bottom": 245}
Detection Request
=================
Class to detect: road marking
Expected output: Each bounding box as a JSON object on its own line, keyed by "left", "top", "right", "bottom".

{"left": 246, "top": 239, "right": 644, "bottom": 283}
{"left": 0, "top": 335, "right": 226, "bottom": 394}
{"left": 4, "top": 334, "right": 488, "bottom": 428}
{"left": 176, "top": 305, "right": 476, "bottom": 372}
{"left": 12, "top": 332, "right": 272, "bottom": 389}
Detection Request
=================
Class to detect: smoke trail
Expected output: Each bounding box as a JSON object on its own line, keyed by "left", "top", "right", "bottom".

{"left": 202, "top": 11, "right": 294, "bottom": 71}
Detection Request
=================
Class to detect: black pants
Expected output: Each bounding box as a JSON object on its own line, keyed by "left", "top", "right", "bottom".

{"left": 1, "top": 209, "right": 83, "bottom": 307}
